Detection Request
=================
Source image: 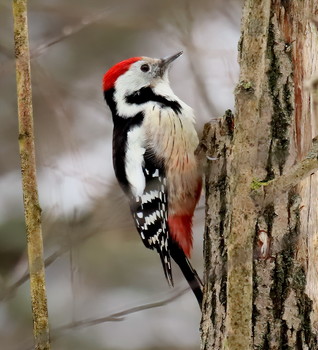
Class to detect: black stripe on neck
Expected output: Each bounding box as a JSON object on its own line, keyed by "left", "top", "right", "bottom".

{"left": 104, "top": 88, "right": 117, "bottom": 116}
{"left": 125, "top": 86, "right": 182, "bottom": 114}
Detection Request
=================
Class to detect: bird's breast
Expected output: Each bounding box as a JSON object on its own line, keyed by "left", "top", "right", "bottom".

{"left": 143, "top": 104, "right": 201, "bottom": 216}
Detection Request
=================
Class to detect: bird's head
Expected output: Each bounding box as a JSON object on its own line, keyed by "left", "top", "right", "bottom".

{"left": 103, "top": 51, "right": 183, "bottom": 95}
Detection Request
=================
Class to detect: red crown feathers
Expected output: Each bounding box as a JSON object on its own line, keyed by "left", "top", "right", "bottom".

{"left": 103, "top": 57, "right": 142, "bottom": 91}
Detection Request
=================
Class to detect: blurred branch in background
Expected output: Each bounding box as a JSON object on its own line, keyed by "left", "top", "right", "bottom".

{"left": 30, "top": 8, "right": 110, "bottom": 59}
{"left": 1, "top": 184, "right": 205, "bottom": 302}
{"left": 21, "top": 287, "right": 189, "bottom": 350}
{"left": 1, "top": 6, "right": 110, "bottom": 76}
{"left": 1, "top": 211, "right": 105, "bottom": 301}
{"left": 53, "top": 287, "right": 189, "bottom": 338}
{"left": 173, "top": 2, "right": 219, "bottom": 118}
{"left": 12, "top": 0, "right": 50, "bottom": 349}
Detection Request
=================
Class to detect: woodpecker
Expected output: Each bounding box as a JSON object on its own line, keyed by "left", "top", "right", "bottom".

{"left": 103, "top": 52, "right": 203, "bottom": 307}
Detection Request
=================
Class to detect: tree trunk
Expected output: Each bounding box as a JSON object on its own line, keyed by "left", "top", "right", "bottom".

{"left": 200, "top": 1, "right": 318, "bottom": 349}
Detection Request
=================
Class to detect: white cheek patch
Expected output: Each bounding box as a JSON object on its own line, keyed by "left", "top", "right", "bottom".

{"left": 126, "top": 127, "right": 146, "bottom": 197}
{"left": 114, "top": 67, "right": 150, "bottom": 118}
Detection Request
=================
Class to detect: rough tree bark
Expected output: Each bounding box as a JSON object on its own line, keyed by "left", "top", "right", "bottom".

{"left": 200, "top": 1, "right": 318, "bottom": 349}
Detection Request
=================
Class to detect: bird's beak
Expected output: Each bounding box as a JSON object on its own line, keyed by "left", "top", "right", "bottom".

{"left": 158, "top": 51, "right": 183, "bottom": 76}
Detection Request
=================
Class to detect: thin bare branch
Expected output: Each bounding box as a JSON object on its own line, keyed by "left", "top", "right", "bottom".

{"left": 12, "top": 0, "right": 50, "bottom": 349}
{"left": 22, "top": 287, "right": 189, "bottom": 350}
{"left": 166, "top": 1, "right": 219, "bottom": 117}
{"left": 30, "top": 8, "right": 110, "bottom": 59}
{"left": 252, "top": 137, "right": 318, "bottom": 206}
{"left": 1, "top": 220, "right": 102, "bottom": 301}
{"left": 54, "top": 287, "right": 189, "bottom": 334}
{"left": 1, "top": 8, "right": 110, "bottom": 76}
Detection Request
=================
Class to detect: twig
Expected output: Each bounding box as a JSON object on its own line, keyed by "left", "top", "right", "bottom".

{"left": 1, "top": 249, "right": 64, "bottom": 301}
{"left": 54, "top": 287, "right": 189, "bottom": 334}
{"left": 21, "top": 287, "right": 189, "bottom": 350}
{"left": 253, "top": 137, "right": 318, "bottom": 206}
{"left": 167, "top": 2, "right": 219, "bottom": 117}
{"left": 30, "top": 9, "right": 109, "bottom": 59}
{"left": 1, "top": 220, "right": 102, "bottom": 301}
{"left": 1, "top": 8, "right": 110, "bottom": 76}
{"left": 12, "top": 1, "right": 50, "bottom": 349}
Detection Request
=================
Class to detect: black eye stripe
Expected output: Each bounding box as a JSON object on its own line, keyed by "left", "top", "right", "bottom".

{"left": 140, "top": 64, "right": 150, "bottom": 72}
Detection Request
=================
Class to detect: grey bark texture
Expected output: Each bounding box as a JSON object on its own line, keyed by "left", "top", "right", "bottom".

{"left": 200, "top": 1, "right": 318, "bottom": 349}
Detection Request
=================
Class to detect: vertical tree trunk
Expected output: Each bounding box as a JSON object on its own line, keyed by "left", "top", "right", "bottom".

{"left": 201, "top": 1, "right": 318, "bottom": 349}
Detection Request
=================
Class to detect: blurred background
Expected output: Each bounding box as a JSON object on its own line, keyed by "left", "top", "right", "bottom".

{"left": 0, "top": 0, "right": 241, "bottom": 349}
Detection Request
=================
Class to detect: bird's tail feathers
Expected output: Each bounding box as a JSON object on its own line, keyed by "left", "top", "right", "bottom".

{"left": 158, "top": 250, "right": 174, "bottom": 287}
{"left": 170, "top": 242, "right": 203, "bottom": 308}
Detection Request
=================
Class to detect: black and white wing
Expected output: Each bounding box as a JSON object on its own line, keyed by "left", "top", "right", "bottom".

{"left": 129, "top": 148, "right": 173, "bottom": 287}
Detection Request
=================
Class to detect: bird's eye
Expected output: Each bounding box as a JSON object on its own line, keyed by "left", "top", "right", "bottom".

{"left": 140, "top": 64, "right": 150, "bottom": 72}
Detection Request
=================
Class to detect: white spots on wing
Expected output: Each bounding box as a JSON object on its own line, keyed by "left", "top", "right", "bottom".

{"left": 140, "top": 209, "right": 163, "bottom": 231}
{"left": 145, "top": 212, "right": 158, "bottom": 226}
{"left": 151, "top": 233, "right": 160, "bottom": 245}
{"left": 161, "top": 237, "right": 165, "bottom": 250}
{"left": 126, "top": 126, "right": 146, "bottom": 197}
{"left": 141, "top": 190, "right": 159, "bottom": 204}
{"left": 131, "top": 170, "right": 170, "bottom": 259}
